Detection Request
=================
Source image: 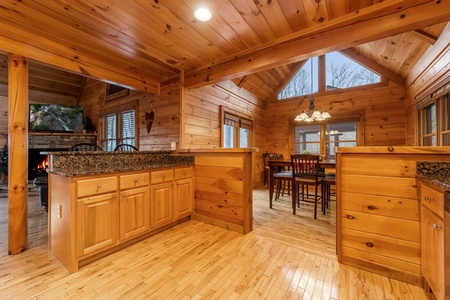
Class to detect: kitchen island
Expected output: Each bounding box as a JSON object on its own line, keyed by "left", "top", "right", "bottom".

{"left": 336, "top": 146, "right": 450, "bottom": 288}
{"left": 48, "top": 151, "right": 195, "bottom": 273}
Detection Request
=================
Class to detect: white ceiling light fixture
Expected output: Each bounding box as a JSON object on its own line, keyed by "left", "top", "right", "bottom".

{"left": 295, "top": 58, "right": 331, "bottom": 122}
{"left": 194, "top": 7, "right": 212, "bottom": 22}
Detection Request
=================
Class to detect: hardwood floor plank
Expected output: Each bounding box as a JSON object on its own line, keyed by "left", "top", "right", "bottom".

{"left": 0, "top": 188, "right": 429, "bottom": 299}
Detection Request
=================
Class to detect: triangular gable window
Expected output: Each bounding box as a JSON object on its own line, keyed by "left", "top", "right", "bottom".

{"left": 278, "top": 51, "right": 380, "bottom": 100}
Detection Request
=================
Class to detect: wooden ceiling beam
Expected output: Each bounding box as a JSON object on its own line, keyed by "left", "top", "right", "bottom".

{"left": 0, "top": 34, "right": 161, "bottom": 95}
{"left": 411, "top": 29, "right": 439, "bottom": 44}
{"left": 184, "top": 0, "right": 450, "bottom": 89}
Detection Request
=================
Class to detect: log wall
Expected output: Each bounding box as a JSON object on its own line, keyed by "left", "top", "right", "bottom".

{"left": 78, "top": 79, "right": 181, "bottom": 151}
{"left": 264, "top": 81, "right": 407, "bottom": 160}
{"left": 184, "top": 82, "right": 266, "bottom": 187}
{"left": 405, "top": 22, "right": 450, "bottom": 145}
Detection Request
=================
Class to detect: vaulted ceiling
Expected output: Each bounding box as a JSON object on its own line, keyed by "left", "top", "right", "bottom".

{"left": 0, "top": 0, "right": 449, "bottom": 103}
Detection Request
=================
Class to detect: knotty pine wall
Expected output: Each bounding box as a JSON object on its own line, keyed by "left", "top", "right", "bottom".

{"left": 265, "top": 81, "right": 407, "bottom": 160}
{"left": 184, "top": 82, "right": 266, "bottom": 187}
{"left": 405, "top": 22, "right": 450, "bottom": 145}
{"left": 78, "top": 78, "right": 181, "bottom": 151}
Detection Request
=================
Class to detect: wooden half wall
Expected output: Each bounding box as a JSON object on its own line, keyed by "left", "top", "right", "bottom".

{"left": 184, "top": 82, "right": 266, "bottom": 187}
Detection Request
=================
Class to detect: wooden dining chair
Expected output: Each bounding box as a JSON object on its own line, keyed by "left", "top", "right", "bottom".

{"left": 69, "top": 143, "right": 103, "bottom": 151}
{"left": 291, "top": 154, "right": 324, "bottom": 219}
{"left": 114, "top": 143, "right": 138, "bottom": 152}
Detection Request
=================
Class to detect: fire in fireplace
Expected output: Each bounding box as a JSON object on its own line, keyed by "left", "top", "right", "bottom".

{"left": 28, "top": 149, "right": 65, "bottom": 180}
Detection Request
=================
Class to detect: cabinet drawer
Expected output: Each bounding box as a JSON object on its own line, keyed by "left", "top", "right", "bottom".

{"left": 119, "top": 172, "right": 149, "bottom": 190}
{"left": 151, "top": 169, "right": 174, "bottom": 184}
{"left": 341, "top": 228, "right": 421, "bottom": 265}
{"left": 174, "top": 167, "right": 192, "bottom": 180}
{"left": 77, "top": 176, "right": 117, "bottom": 198}
{"left": 421, "top": 182, "right": 444, "bottom": 219}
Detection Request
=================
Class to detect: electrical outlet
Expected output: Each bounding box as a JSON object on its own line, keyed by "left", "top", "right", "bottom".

{"left": 57, "top": 204, "right": 62, "bottom": 218}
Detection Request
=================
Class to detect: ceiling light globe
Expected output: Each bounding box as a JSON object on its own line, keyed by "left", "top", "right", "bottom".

{"left": 195, "top": 7, "right": 212, "bottom": 21}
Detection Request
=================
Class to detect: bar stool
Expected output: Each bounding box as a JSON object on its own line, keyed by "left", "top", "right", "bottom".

{"left": 321, "top": 173, "right": 336, "bottom": 213}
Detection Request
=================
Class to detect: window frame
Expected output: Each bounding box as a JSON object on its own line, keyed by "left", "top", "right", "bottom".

{"left": 99, "top": 101, "right": 138, "bottom": 151}
{"left": 418, "top": 93, "right": 450, "bottom": 146}
{"left": 289, "top": 114, "right": 363, "bottom": 158}
{"left": 220, "top": 106, "right": 253, "bottom": 148}
{"left": 277, "top": 52, "right": 382, "bottom": 101}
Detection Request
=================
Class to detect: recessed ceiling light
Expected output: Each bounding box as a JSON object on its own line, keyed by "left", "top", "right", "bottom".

{"left": 194, "top": 7, "right": 212, "bottom": 22}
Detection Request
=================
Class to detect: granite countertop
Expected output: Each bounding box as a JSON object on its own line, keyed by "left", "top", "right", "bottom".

{"left": 48, "top": 151, "right": 194, "bottom": 177}
{"left": 416, "top": 161, "right": 450, "bottom": 191}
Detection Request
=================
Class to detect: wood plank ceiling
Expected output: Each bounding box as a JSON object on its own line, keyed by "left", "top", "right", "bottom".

{"left": 0, "top": 0, "right": 449, "bottom": 103}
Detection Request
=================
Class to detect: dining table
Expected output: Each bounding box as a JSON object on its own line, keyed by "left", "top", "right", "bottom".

{"left": 268, "top": 158, "right": 336, "bottom": 211}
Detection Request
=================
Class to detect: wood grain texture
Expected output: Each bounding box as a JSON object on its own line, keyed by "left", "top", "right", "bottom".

{"left": 7, "top": 54, "right": 28, "bottom": 255}
{"left": 0, "top": 187, "right": 429, "bottom": 299}
{"left": 336, "top": 147, "right": 450, "bottom": 286}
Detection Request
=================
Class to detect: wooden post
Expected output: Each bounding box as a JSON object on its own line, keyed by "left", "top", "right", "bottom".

{"left": 8, "top": 54, "right": 28, "bottom": 254}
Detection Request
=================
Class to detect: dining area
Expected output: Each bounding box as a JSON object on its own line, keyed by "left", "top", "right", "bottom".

{"left": 264, "top": 152, "right": 336, "bottom": 219}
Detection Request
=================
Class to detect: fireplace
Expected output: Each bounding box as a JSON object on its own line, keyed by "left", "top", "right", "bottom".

{"left": 27, "top": 132, "right": 97, "bottom": 179}
{"left": 28, "top": 149, "right": 66, "bottom": 180}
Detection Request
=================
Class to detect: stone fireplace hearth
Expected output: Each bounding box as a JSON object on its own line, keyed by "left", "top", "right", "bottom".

{"left": 28, "top": 132, "right": 97, "bottom": 180}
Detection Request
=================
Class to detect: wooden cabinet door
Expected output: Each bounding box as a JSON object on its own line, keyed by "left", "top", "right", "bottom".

{"left": 151, "top": 181, "right": 173, "bottom": 228}
{"left": 421, "top": 206, "right": 445, "bottom": 299}
{"left": 174, "top": 177, "right": 193, "bottom": 220}
{"left": 119, "top": 187, "right": 150, "bottom": 241}
{"left": 77, "top": 193, "right": 118, "bottom": 257}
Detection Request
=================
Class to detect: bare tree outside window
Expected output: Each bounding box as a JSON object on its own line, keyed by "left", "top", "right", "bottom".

{"left": 278, "top": 52, "right": 380, "bottom": 100}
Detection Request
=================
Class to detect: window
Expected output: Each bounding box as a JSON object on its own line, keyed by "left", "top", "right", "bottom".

{"left": 222, "top": 109, "right": 253, "bottom": 148}
{"left": 100, "top": 106, "right": 137, "bottom": 151}
{"left": 278, "top": 52, "right": 380, "bottom": 100}
{"left": 419, "top": 103, "right": 436, "bottom": 146}
{"left": 419, "top": 93, "right": 450, "bottom": 146}
{"left": 293, "top": 120, "right": 358, "bottom": 159}
{"left": 439, "top": 94, "right": 450, "bottom": 145}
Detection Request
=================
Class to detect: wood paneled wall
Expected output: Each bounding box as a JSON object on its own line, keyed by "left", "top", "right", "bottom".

{"left": 184, "top": 82, "right": 266, "bottom": 186}
{"left": 78, "top": 79, "right": 181, "bottom": 151}
{"left": 405, "top": 23, "right": 450, "bottom": 145}
{"left": 265, "top": 81, "right": 407, "bottom": 160}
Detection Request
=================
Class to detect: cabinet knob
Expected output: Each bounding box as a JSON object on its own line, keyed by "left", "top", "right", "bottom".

{"left": 123, "top": 194, "right": 126, "bottom": 198}
{"left": 134, "top": 179, "right": 138, "bottom": 183}
{"left": 97, "top": 184, "right": 102, "bottom": 189}
{"left": 433, "top": 224, "right": 439, "bottom": 229}
{"left": 345, "top": 214, "right": 356, "bottom": 220}
{"left": 423, "top": 196, "right": 431, "bottom": 201}
{"left": 367, "top": 205, "right": 376, "bottom": 210}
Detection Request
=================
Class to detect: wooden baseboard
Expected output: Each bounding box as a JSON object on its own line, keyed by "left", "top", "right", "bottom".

{"left": 341, "top": 255, "right": 422, "bottom": 287}
{"left": 193, "top": 213, "right": 245, "bottom": 234}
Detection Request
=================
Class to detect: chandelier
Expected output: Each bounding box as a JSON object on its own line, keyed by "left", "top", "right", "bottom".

{"left": 294, "top": 58, "right": 331, "bottom": 122}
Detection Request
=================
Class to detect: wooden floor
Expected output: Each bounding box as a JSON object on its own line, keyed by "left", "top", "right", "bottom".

{"left": 0, "top": 187, "right": 427, "bottom": 299}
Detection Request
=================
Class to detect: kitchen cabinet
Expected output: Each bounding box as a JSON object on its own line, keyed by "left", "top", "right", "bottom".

{"left": 420, "top": 181, "right": 445, "bottom": 300}
{"left": 49, "top": 166, "right": 193, "bottom": 273}
{"left": 76, "top": 176, "right": 118, "bottom": 258}
{"left": 174, "top": 167, "right": 193, "bottom": 220}
{"left": 150, "top": 167, "right": 193, "bottom": 228}
{"left": 119, "top": 173, "right": 150, "bottom": 241}
{"left": 77, "top": 192, "right": 118, "bottom": 257}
